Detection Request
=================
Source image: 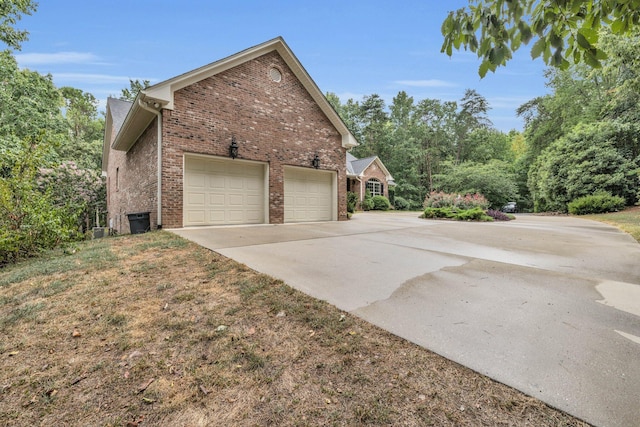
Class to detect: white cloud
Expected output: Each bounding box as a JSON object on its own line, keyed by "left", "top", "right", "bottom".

{"left": 394, "top": 79, "right": 458, "bottom": 88}
{"left": 52, "top": 73, "right": 157, "bottom": 85}
{"left": 15, "top": 51, "right": 103, "bottom": 66}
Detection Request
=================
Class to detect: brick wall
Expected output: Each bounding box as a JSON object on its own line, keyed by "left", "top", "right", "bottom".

{"left": 363, "top": 162, "right": 391, "bottom": 199}
{"left": 106, "top": 119, "right": 158, "bottom": 234}
{"left": 160, "top": 50, "right": 347, "bottom": 227}
{"left": 349, "top": 161, "right": 392, "bottom": 206}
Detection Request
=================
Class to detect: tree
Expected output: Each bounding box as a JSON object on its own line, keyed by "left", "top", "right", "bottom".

{"left": 59, "top": 87, "right": 105, "bottom": 170}
{"left": 414, "top": 98, "right": 457, "bottom": 193}
{"left": 120, "top": 78, "right": 151, "bottom": 101}
{"left": 0, "top": 136, "right": 81, "bottom": 265}
{"left": 434, "top": 160, "right": 519, "bottom": 209}
{"left": 0, "top": 0, "right": 37, "bottom": 50}
{"left": 441, "top": 0, "right": 640, "bottom": 77}
{"left": 0, "top": 50, "right": 66, "bottom": 174}
{"left": 528, "top": 121, "right": 638, "bottom": 212}
{"left": 453, "top": 89, "right": 492, "bottom": 163}
{"left": 350, "top": 94, "right": 389, "bottom": 158}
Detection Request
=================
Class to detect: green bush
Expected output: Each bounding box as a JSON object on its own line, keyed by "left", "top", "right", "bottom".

{"left": 361, "top": 190, "right": 374, "bottom": 211}
{"left": 422, "top": 206, "right": 493, "bottom": 221}
{"left": 423, "top": 207, "right": 455, "bottom": 219}
{"left": 393, "top": 196, "right": 410, "bottom": 211}
{"left": 0, "top": 140, "right": 83, "bottom": 266}
{"left": 347, "top": 191, "right": 358, "bottom": 214}
{"left": 371, "top": 195, "right": 391, "bottom": 211}
{"left": 568, "top": 192, "right": 626, "bottom": 215}
{"left": 455, "top": 206, "right": 493, "bottom": 221}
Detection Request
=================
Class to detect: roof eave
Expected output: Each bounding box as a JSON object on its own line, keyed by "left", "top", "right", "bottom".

{"left": 111, "top": 96, "right": 158, "bottom": 152}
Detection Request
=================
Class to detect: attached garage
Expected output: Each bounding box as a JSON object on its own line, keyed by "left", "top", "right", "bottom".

{"left": 284, "top": 166, "right": 335, "bottom": 223}
{"left": 104, "top": 38, "right": 357, "bottom": 232}
{"left": 184, "top": 155, "right": 267, "bottom": 226}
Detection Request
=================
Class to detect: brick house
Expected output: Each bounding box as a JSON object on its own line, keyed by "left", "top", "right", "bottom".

{"left": 346, "top": 152, "right": 395, "bottom": 204}
{"left": 102, "top": 37, "right": 357, "bottom": 233}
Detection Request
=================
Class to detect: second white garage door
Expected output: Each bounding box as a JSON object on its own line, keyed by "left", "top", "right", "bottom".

{"left": 184, "top": 155, "right": 266, "bottom": 226}
{"left": 284, "top": 167, "right": 335, "bottom": 223}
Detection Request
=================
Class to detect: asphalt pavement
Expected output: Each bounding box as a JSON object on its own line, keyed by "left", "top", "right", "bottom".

{"left": 172, "top": 212, "right": 640, "bottom": 427}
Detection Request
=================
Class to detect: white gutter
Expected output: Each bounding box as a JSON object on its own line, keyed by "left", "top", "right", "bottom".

{"left": 138, "top": 99, "right": 163, "bottom": 229}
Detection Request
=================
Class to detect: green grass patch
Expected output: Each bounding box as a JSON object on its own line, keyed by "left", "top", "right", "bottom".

{"left": 124, "top": 231, "right": 189, "bottom": 254}
{"left": 1, "top": 302, "right": 45, "bottom": 328}
{"left": 584, "top": 207, "right": 640, "bottom": 243}
{"left": 0, "top": 239, "right": 117, "bottom": 287}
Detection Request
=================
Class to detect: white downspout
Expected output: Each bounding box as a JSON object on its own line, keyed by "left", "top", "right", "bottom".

{"left": 138, "top": 99, "right": 163, "bottom": 229}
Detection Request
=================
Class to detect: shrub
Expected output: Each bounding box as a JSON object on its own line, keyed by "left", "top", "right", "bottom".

{"left": 455, "top": 207, "right": 493, "bottom": 221}
{"left": 371, "top": 195, "right": 391, "bottom": 211}
{"left": 393, "top": 196, "right": 411, "bottom": 211}
{"left": 423, "top": 207, "right": 455, "bottom": 219}
{"left": 424, "top": 191, "right": 457, "bottom": 208}
{"left": 424, "top": 191, "right": 489, "bottom": 210}
{"left": 486, "top": 209, "right": 513, "bottom": 221}
{"left": 0, "top": 144, "right": 82, "bottom": 266}
{"left": 347, "top": 191, "right": 358, "bottom": 214}
{"left": 455, "top": 193, "right": 490, "bottom": 210}
{"left": 568, "top": 192, "right": 626, "bottom": 215}
{"left": 422, "top": 206, "right": 493, "bottom": 221}
{"left": 361, "top": 190, "right": 374, "bottom": 211}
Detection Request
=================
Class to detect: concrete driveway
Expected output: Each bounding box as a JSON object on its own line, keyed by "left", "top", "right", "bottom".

{"left": 172, "top": 212, "right": 640, "bottom": 427}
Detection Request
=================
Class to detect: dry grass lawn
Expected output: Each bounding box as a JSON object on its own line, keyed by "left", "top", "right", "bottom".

{"left": 0, "top": 231, "right": 590, "bottom": 426}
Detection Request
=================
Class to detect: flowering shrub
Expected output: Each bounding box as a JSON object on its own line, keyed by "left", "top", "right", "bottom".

{"left": 37, "top": 161, "right": 106, "bottom": 230}
{"left": 423, "top": 191, "right": 457, "bottom": 208}
{"left": 424, "top": 191, "right": 489, "bottom": 210}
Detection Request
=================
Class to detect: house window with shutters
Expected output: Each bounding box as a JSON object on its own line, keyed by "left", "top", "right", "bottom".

{"left": 366, "top": 178, "right": 383, "bottom": 197}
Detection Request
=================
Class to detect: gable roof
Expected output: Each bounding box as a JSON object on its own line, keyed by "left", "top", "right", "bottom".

{"left": 106, "top": 37, "right": 358, "bottom": 155}
{"left": 346, "top": 152, "right": 395, "bottom": 183}
{"left": 102, "top": 97, "right": 134, "bottom": 172}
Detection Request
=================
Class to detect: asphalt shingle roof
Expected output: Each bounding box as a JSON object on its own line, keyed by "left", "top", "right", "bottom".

{"left": 347, "top": 154, "right": 378, "bottom": 176}
{"left": 107, "top": 97, "right": 133, "bottom": 136}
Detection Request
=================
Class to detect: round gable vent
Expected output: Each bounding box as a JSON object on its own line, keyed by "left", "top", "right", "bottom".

{"left": 269, "top": 67, "right": 282, "bottom": 83}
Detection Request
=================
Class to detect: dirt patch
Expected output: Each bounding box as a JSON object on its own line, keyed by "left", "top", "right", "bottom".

{"left": 0, "top": 232, "right": 590, "bottom": 426}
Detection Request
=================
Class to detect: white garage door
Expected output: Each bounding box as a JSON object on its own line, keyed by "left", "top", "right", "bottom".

{"left": 184, "top": 156, "right": 266, "bottom": 226}
{"left": 284, "top": 167, "right": 334, "bottom": 223}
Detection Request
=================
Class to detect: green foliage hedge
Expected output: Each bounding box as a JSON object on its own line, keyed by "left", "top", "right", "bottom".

{"left": 568, "top": 192, "right": 626, "bottom": 215}
{"left": 423, "top": 206, "right": 493, "bottom": 221}
{"left": 371, "top": 195, "right": 391, "bottom": 211}
{"left": 393, "top": 196, "right": 410, "bottom": 211}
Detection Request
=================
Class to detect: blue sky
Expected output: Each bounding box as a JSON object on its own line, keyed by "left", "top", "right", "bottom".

{"left": 16, "top": 1, "right": 549, "bottom": 132}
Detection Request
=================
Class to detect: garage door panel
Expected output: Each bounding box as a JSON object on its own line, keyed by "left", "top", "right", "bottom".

{"left": 184, "top": 156, "right": 265, "bottom": 226}
{"left": 187, "top": 192, "right": 206, "bottom": 206}
{"left": 210, "top": 175, "right": 225, "bottom": 189}
{"left": 284, "top": 167, "right": 333, "bottom": 223}
{"left": 186, "top": 210, "right": 205, "bottom": 224}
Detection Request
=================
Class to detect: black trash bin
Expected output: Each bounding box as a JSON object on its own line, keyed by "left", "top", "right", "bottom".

{"left": 127, "top": 212, "right": 150, "bottom": 234}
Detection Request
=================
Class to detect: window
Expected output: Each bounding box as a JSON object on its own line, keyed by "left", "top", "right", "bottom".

{"left": 366, "top": 178, "right": 383, "bottom": 197}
